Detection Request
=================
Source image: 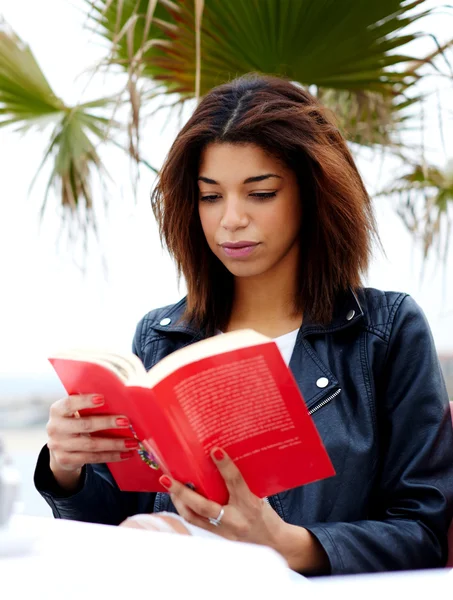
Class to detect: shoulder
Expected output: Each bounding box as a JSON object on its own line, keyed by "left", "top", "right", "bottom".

{"left": 136, "top": 297, "right": 187, "bottom": 330}
{"left": 132, "top": 297, "right": 198, "bottom": 357}
{"left": 356, "top": 287, "right": 425, "bottom": 343}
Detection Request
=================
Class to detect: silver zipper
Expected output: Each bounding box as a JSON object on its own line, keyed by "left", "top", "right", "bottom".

{"left": 264, "top": 389, "right": 340, "bottom": 513}
{"left": 308, "top": 388, "right": 341, "bottom": 415}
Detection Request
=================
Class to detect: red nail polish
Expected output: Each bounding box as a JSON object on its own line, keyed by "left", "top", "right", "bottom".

{"left": 116, "top": 417, "right": 129, "bottom": 427}
{"left": 213, "top": 448, "right": 224, "bottom": 461}
{"left": 124, "top": 439, "right": 138, "bottom": 449}
{"left": 159, "top": 475, "right": 172, "bottom": 489}
{"left": 92, "top": 395, "right": 104, "bottom": 405}
{"left": 120, "top": 451, "right": 134, "bottom": 459}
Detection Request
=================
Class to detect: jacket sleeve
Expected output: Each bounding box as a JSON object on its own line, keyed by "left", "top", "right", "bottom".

{"left": 33, "top": 316, "right": 155, "bottom": 525}
{"left": 305, "top": 295, "right": 453, "bottom": 574}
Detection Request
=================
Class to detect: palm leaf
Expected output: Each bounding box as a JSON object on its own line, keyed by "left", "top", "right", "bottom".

{"left": 0, "top": 19, "right": 64, "bottom": 125}
{"left": 85, "top": 0, "right": 445, "bottom": 146}
{"left": 317, "top": 88, "right": 420, "bottom": 147}
{"left": 0, "top": 19, "right": 119, "bottom": 228}
{"left": 380, "top": 162, "right": 453, "bottom": 260}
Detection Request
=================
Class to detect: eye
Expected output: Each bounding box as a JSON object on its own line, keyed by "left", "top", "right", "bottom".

{"left": 200, "top": 194, "right": 221, "bottom": 203}
{"left": 250, "top": 191, "right": 277, "bottom": 200}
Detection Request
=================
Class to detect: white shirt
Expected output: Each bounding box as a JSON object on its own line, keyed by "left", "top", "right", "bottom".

{"left": 273, "top": 328, "right": 299, "bottom": 366}
{"left": 217, "top": 328, "right": 299, "bottom": 365}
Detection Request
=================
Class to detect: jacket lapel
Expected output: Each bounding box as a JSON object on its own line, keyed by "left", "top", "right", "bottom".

{"left": 289, "top": 335, "right": 340, "bottom": 411}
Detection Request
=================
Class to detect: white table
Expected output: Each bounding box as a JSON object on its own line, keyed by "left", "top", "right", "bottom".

{"left": 1, "top": 516, "right": 451, "bottom": 600}
{"left": 0, "top": 515, "right": 302, "bottom": 599}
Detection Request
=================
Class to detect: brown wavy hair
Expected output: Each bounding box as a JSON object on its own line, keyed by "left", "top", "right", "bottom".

{"left": 151, "top": 74, "right": 378, "bottom": 334}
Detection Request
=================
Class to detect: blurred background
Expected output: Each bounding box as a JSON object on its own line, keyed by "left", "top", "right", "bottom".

{"left": 0, "top": 0, "right": 452, "bottom": 517}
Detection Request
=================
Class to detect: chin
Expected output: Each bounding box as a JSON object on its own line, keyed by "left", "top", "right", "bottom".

{"left": 220, "top": 261, "right": 266, "bottom": 278}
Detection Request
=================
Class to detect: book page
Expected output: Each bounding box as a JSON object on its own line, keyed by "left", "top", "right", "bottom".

{"left": 49, "top": 350, "right": 146, "bottom": 384}
{"left": 50, "top": 330, "right": 270, "bottom": 388}
{"left": 173, "top": 354, "right": 299, "bottom": 457}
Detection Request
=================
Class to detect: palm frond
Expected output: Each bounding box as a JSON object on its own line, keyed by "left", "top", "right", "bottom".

{"left": 194, "top": 0, "right": 205, "bottom": 102}
{"left": 0, "top": 18, "right": 64, "bottom": 125}
{"left": 380, "top": 162, "right": 453, "bottom": 260}
{"left": 0, "top": 19, "right": 120, "bottom": 229}
{"left": 317, "top": 88, "right": 420, "bottom": 147}
{"left": 85, "top": 0, "right": 447, "bottom": 146}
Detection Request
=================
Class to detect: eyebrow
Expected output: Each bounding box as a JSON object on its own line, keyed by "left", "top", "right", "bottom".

{"left": 197, "top": 173, "right": 283, "bottom": 185}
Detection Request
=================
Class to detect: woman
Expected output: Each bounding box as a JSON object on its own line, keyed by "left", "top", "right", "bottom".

{"left": 34, "top": 74, "right": 453, "bottom": 576}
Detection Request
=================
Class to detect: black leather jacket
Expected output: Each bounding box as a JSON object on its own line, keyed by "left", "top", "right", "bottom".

{"left": 35, "top": 288, "right": 453, "bottom": 575}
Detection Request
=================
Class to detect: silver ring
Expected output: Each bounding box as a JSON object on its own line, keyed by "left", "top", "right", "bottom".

{"left": 208, "top": 506, "right": 225, "bottom": 527}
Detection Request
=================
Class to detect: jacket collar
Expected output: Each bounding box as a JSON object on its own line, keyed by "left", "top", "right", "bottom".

{"left": 151, "top": 297, "right": 202, "bottom": 338}
{"left": 299, "top": 286, "right": 364, "bottom": 337}
{"left": 151, "top": 287, "right": 364, "bottom": 338}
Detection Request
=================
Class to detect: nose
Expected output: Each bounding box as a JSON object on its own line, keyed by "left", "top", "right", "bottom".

{"left": 220, "top": 197, "right": 249, "bottom": 231}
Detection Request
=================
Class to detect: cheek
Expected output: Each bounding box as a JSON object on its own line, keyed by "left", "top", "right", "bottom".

{"left": 198, "top": 206, "right": 217, "bottom": 243}
{"left": 263, "top": 201, "right": 301, "bottom": 238}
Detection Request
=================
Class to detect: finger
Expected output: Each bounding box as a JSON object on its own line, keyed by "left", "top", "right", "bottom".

{"left": 52, "top": 450, "right": 134, "bottom": 468}
{"left": 47, "top": 414, "right": 131, "bottom": 436}
{"left": 211, "top": 448, "right": 250, "bottom": 499}
{"left": 51, "top": 394, "right": 105, "bottom": 417}
{"left": 47, "top": 435, "right": 139, "bottom": 454}
{"left": 159, "top": 475, "right": 223, "bottom": 521}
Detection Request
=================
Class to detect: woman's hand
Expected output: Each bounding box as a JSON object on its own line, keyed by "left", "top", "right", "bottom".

{"left": 158, "top": 448, "right": 329, "bottom": 573}
{"left": 46, "top": 394, "right": 137, "bottom": 492}
{"left": 160, "top": 448, "right": 284, "bottom": 546}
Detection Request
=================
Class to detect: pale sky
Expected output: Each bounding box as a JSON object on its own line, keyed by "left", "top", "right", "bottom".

{"left": 1, "top": 0, "right": 452, "bottom": 384}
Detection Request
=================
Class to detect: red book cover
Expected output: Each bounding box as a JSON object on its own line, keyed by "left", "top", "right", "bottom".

{"left": 49, "top": 338, "right": 335, "bottom": 504}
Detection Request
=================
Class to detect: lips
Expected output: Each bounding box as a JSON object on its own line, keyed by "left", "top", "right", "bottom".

{"left": 220, "top": 241, "right": 259, "bottom": 249}
{"left": 219, "top": 241, "right": 260, "bottom": 258}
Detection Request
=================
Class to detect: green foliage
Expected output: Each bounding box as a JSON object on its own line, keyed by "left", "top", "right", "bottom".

{"left": 381, "top": 162, "right": 453, "bottom": 260}
{"left": 86, "top": 0, "right": 434, "bottom": 146}
{"left": 88, "top": 0, "right": 427, "bottom": 93}
{"left": 0, "top": 19, "right": 118, "bottom": 219}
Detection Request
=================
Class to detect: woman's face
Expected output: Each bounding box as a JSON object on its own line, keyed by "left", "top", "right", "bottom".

{"left": 198, "top": 142, "right": 302, "bottom": 280}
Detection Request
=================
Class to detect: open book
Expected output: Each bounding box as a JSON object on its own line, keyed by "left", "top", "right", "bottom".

{"left": 49, "top": 329, "right": 335, "bottom": 504}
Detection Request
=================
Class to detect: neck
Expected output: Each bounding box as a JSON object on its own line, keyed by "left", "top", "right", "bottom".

{"left": 227, "top": 250, "right": 302, "bottom": 337}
